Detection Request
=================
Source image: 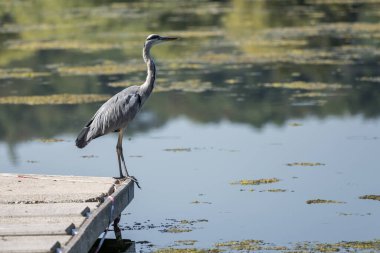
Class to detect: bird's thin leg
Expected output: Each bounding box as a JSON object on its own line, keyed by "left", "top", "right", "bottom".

{"left": 117, "top": 129, "right": 130, "bottom": 177}
{"left": 116, "top": 129, "right": 141, "bottom": 188}
{"left": 116, "top": 131, "right": 124, "bottom": 178}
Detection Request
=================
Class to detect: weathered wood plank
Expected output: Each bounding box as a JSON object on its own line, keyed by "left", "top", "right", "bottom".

{"left": 0, "top": 174, "right": 134, "bottom": 253}
{"left": 0, "top": 235, "right": 71, "bottom": 253}
{"left": 0, "top": 216, "right": 85, "bottom": 236}
{"left": 0, "top": 174, "right": 115, "bottom": 204}
{"left": 0, "top": 203, "right": 98, "bottom": 217}
{"left": 62, "top": 179, "right": 134, "bottom": 253}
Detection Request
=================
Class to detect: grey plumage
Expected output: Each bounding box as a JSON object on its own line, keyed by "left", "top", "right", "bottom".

{"left": 75, "top": 34, "right": 178, "bottom": 181}
{"left": 76, "top": 86, "right": 141, "bottom": 148}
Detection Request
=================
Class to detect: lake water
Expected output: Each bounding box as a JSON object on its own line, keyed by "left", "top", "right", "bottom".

{"left": 1, "top": 1, "right": 380, "bottom": 252}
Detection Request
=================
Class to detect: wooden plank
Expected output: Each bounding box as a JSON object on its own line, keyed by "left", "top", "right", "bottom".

{"left": 62, "top": 179, "right": 134, "bottom": 253}
{"left": 0, "top": 174, "right": 115, "bottom": 204}
{"left": 0, "top": 174, "right": 134, "bottom": 253}
{"left": 0, "top": 235, "right": 71, "bottom": 253}
{"left": 0, "top": 216, "right": 85, "bottom": 236}
{"left": 0, "top": 203, "right": 98, "bottom": 217}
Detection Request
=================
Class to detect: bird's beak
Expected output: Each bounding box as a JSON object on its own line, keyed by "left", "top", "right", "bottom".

{"left": 160, "top": 36, "right": 179, "bottom": 41}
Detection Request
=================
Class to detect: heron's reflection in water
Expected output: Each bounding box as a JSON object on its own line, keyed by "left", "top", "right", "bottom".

{"left": 90, "top": 217, "right": 135, "bottom": 253}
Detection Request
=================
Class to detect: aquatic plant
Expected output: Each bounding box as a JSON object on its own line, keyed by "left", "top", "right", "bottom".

{"left": 287, "top": 162, "right": 325, "bottom": 166}
{"left": 0, "top": 68, "right": 49, "bottom": 79}
{"left": 231, "top": 178, "right": 280, "bottom": 185}
{"left": 0, "top": 94, "right": 109, "bottom": 105}
{"left": 306, "top": 199, "right": 346, "bottom": 204}
{"left": 359, "top": 195, "right": 380, "bottom": 201}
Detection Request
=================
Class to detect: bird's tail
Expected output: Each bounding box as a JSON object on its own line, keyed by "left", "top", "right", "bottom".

{"left": 75, "top": 126, "right": 91, "bottom": 148}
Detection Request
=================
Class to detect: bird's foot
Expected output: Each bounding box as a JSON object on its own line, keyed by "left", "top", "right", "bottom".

{"left": 113, "top": 175, "right": 141, "bottom": 189}
{"left": 129, "top": 175, "right": 141, "bottom": 189}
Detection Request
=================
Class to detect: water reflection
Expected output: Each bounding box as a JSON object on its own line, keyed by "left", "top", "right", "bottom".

{"left": 91, "top": 239, "right": 135, "bottom": 253}
{"left": 1, "top": 1, "right": 380, "bottom": 144}
{"left": 1, "top": 0, "right": 380, "bottom": 252}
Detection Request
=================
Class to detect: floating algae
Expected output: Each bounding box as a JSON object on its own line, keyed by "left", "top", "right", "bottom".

{"left": 291, "top": 92, "right": 330, "bottom": 98}
{"left": 81, "top": 155, "right": 99, "bottom": 159}
{"left": 214, "top": 239, "right": 380, "bottom": 252}
{"left": 164, "top": 148, "right": 192, "bottom": 152}
{"left": 108, "top": 81, "right": 136, "bottom": 88}
{"left": 306, "top": 0, "right": 380, "bottom": 4}
{"left": 287, "top": 162, "right": 325, "bottom": 166}
{"left": 261, "top": 189, "right": 287, "bottom": 193}
{"left": 191, "top": 200, "right": 212, "bottom": 204}
{"left": 153, "top": 239, "right": 380, "bottom": 252}
{"left": 37, "top": 138, "right": 65, "bottom": 143}
{"left": 215, "top": 240, "right": 287, "bottom": 251}
{"left": 7, "top": 40, "right": 122, "bottom": 51}
{"left": 57, "top": 62, "right": 145, "bottom": 76}
{"left": 306, "top": 199, "right": 346, "bottom": 204}
{"left": 162, "top": 227, "right": 193, "bottom": 233}
{"left": 358, "top": 76, "right": 380, "bottom": 83}
{"left": 154, "top": 249, "right": 220, "bottom": 253}
{"left": 231, "top": 178, "right": 280, "bottom": 185}
{"left": 261, "top": 82, "right": 349, "bottom": 91}
{"left": 0, "top": 68, "right": 49, "bottom": 79}
{"left": 174, "top": 240, "right": 198, "bottom": 246}
{"left": 359, "top": 195, "right": 380, "bottom": 201}
{"left": 257, "top": 22, "right": 380, "bottom": 40}
{"left": 0, "top": 94, "right": 110, "bottom": 105}
{"left": 196, "top": 48, "right": 357, "bottom": 65}
{"left": 155, "top": 79, "right": 213, "bottom": 93}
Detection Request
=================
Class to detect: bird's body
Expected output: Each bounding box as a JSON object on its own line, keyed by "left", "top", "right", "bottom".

{"left": 76, "top": 34, "right": 177, "bottom": 184}
{"left": 76, "top": 85, "right": 141, "bottom": 148}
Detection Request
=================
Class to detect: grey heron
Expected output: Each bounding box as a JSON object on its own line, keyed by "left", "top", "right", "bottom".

{"left": 75, "top": 34, "right": 178, "bottom": 187}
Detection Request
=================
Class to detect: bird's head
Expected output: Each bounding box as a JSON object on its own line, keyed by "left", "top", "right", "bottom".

{"left": 144, "top": 34, "right": 178, "bottom": 47}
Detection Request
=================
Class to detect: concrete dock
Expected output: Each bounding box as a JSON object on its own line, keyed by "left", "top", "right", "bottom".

{"left": 0, "top": 173, "right": 134, "bottom": 253}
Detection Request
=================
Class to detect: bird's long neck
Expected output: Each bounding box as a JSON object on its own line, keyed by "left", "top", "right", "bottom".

{"left": 139, "top": 43, "right": 156, "bottom": 104}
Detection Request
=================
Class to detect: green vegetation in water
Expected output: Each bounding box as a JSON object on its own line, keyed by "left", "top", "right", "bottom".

{"left": 7, "top": 40, "right": 122, "bottom": 51}
{"left": 155, "top": 239, "right": 380, "bottom": 252}
{"left": 338, "top": 212, "right": 371, "bottom": 216}
{"left": 155, "top": 79, "right": 213, "bottom": 93}
{"left": 359, "top": 195, "right": 380, "bottom": 201}
{"left": 162, "top": 227, "right": 193, "bottom": 233}
{"left": 81, "top": 155, "right": 98, "bottom": 159}
{"left": 164, "top": 148, "right": 191, "bottom": 152}
{"left": 37, "top": 138, "right": 65, "bottom": 143}
{"left": 306, "top": 199, "right": 346, "bottom": 204}
{"left": 261, "top": 82, "right": 349, "bottom": 91}
{"left": 215, "top": 240, "right": 288, "bottom": 251}
{"left": 358, "top": 76, "right": 380, "bottom": 83}
{"left": 291, "top": 92, "right": 330, "bottom": 98}
{"left": 157, "top": 219, "right": 208, "bottom": 234}
{"left": 239, "top": 188, "right": 255, "bottom": 192}
{"left": 109, "top": 79, "right": 213, "bottom": 93}
{"left": 154, "top": 249, "right": 220, "bottom": 253}
{"left": 108, "top": 81, "right": 136, "bottom": 88}
{"left": 174, "top": 240, "right": 198, "bottom": 246}
{"left": 191, "top": 200, "right": 212, "bottom": 204}
{"left": 0, "top": 94, "right": 110, "bottom": 105}
{"left": 0, "top": 68, "right": 49, "bottom": 79}
{"left": 197, "top": 48, "right": 363, "bottom": 65}
{"left": 258, "top": 22, "right": 380, "bottom": 40}
{"left": 287, "top": 162, "right": 326, "bottom": 166}
{"left": 306, "top": 0, "right": 380, "bottom": 5}
{"left": 231, "top": 178, "right": 280, "bottom": 185}
{"left": 260, "top": 189, "right": 287, "bottom": 193}
{"left": 57, "top": 62, "right": 145, "bottom": 76}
